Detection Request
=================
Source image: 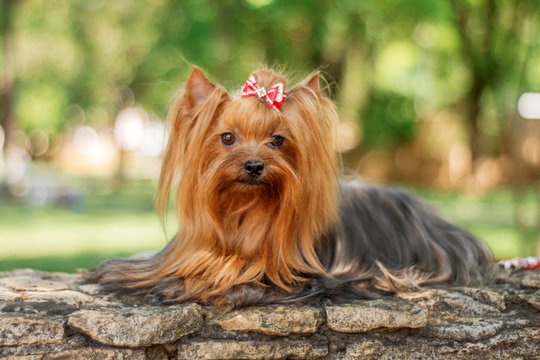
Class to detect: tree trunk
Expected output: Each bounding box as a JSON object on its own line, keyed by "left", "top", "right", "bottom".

{"left": 0, "top": 0, "right": 16, "bottom": 148}
{"left": 468, "top": 83, "right": 483, "bottom": 166}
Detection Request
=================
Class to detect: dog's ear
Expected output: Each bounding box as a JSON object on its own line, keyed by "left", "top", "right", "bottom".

{"left": 304, "top": 71, "right": 321, "bottom": 97}
{"left": 185, "top": 66, "right": 215, "bottom": 107}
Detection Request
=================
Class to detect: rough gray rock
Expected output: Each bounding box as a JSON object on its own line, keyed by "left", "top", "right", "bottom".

{"left": 344, "top": 340, "right": 384, "bottom": 357}
{"left": 426, "top": 318, "right": 505, "bottom": 341}
{"left": 0, "top": 269, "right": 538, "bottom": 359}
{"left": 0, "top": 313, "right": 65, "bottom": 346}
{"left": 325, "top": 299, "right": 427, "bottom": 333}
{"left": 455, "top": 287, "right": 506, "bottom": 311}
{"left": 209, "top": 304, "right": 324, "bottom": 336}
{"left": 177, "top": 339, "right": 328, "bottom": 360}
{"left": 0, "top": 276, "right": 69, "bottom": 292}
{"left": 523, "top": 289, "right": 540, "bottom": 311}
{"left": 67, "top": 304, "right": 203, "bottom": 347}
{"left": 44, "top": 348, "right": 147, "bottom": 360}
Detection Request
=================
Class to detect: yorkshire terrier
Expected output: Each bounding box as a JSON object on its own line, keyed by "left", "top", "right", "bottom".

{"left": 94, "top": 66, "right": 492, "bottom": 307}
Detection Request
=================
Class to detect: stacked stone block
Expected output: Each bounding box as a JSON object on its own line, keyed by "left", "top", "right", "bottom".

{"left": 0, "top": 269, "right": 538, "bottom": 359}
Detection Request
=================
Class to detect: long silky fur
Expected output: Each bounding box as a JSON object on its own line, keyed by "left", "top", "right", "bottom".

{"left": 92, "top": 66, "right": 493, "bottom": 307}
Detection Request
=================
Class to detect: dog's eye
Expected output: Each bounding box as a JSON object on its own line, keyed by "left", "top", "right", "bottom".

{"left": 221, "top": 132, "right": 236, "bottom": 146}
{"left": 269, "top": 135, "right": 285, "bottom": 148}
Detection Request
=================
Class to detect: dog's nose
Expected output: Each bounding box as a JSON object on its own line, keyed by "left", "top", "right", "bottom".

{"left": 244, "top": 159, "right": 264, "bottom": 177}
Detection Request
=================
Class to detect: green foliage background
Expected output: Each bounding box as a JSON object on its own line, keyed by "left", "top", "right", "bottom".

{"left": 1, "top": 0, "right": 540, "bottom": 271}
{"left": 2, "top": 0, "right": 539, "bottom": 154}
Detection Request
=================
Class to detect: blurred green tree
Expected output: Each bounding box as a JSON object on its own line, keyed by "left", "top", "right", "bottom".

{"left": 0, "top": 0, "right": 16, "bottom": 146}
{"left": 448, "top": 0, "right": 539, "bottom": 163}
{"left": 1, "top": 0, "right": 539, "bottom": 168}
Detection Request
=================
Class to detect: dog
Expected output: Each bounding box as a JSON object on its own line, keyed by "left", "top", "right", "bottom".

{"left": 94, "top": 66, "right": 492, "bottom": 307}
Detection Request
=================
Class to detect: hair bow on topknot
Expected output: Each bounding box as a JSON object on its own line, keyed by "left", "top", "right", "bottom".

{"left": 241, "top": 75, "right": 287, "bottom": 111}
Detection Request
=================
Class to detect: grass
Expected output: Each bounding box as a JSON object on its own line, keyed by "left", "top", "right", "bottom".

{"left": 0, "top": 179, "right": 174, "bottom": 273}
{"left": 0, "top": 179, "right": 537, "bottom": 273}
{"left": 416, "top": 187, "right": 538, "bottom": 257}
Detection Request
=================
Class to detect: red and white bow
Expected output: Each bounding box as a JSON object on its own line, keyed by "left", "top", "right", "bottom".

{"left": 241, "top": 75, "right": 287, "bottom": 111}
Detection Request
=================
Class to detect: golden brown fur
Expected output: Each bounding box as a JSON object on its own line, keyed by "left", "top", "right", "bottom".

{"left": 98, "top": 67, "right": 341, "bottom": 304}
{"left": 94, "top": 66, "right": 492, "bottom": 306}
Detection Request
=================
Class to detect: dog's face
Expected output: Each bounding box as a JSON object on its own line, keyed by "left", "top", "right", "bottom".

{"left": 191, "top": 77, "right": 310, "bottom": 257}
{"left": 200, "top": 98, "right": 299, "bottom": 198}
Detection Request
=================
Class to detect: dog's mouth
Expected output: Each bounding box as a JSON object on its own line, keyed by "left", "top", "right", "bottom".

{"left": 217, "top": 177, "right": 268, "bottom": 194}
{"left": 238, "top": 177, "right": 265, "bottom": 186}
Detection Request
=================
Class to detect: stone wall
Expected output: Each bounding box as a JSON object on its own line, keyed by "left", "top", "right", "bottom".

{"left": 0, "top": 268, "right": 538, "bottom": 359}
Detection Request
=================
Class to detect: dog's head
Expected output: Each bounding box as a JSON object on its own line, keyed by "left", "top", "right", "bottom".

{"left": 155, "top": 66, "right": 340, "bottom": 290}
